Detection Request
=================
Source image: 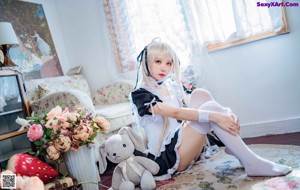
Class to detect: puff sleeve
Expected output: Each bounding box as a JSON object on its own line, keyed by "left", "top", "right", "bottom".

{"left": 131, "top": 88, "right": 162, "bottom": 117}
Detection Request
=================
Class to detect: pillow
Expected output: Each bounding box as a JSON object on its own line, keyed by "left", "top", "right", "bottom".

{"left": 38, "top": 84, "right": 53, "bottom": 98}
{"left": 92, "top": 82, "right": 133, "bottom": 105}
{"left": 38, "top": 77, "right": 91, "bottom": 99}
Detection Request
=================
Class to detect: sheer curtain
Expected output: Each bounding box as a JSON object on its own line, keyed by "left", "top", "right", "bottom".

{"left": 183, "top": 0, "right": 284, "bottom": 45}
{"left": 102, "top": 0, "right": 285, "bottom": 86}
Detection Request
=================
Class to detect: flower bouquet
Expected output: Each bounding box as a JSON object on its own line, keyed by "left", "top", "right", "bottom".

{"left": 16, "top": 105, "right": 110, "bottom": 163}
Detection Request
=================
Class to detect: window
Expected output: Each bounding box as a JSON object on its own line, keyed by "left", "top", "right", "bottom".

{"left": 103, "top": 0, "right": 288, "bottom": 80}
{"left": 203, "top": 0, "right": 289, "bottom": 51}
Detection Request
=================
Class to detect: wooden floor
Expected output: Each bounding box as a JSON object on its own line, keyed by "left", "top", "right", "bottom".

{"left": 243, "top": 132, "right": 300, "bottom": 146}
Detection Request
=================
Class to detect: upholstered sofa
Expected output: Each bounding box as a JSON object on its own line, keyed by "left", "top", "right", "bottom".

{"left": 25, "top": 74, "right": 134, "bottom": 142}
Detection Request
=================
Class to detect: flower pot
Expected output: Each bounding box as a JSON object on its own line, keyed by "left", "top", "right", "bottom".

{"left": 63, "top": 145, "right": 100, "bottom": 190}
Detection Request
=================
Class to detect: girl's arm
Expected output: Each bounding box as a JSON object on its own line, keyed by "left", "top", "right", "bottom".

{"left": 150, "top": 102, "right": 198, "bottom": 121}
{"left": 150, "top": 102, "right": 240, "bottom": 135}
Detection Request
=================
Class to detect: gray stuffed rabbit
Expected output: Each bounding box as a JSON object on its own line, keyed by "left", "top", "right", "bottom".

{"left": 99, "top": 127, "right": 160, "bottom": 190}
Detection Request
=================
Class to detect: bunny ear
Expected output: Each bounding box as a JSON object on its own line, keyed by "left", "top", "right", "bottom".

{"left": 118, "top": 127, "right": 146, "bottom": 152}
{"left": 98, "top": 143, "right": 107, "bottom": 174}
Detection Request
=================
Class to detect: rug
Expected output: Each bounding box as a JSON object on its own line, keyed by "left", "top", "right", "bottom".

{"left": 156, "top": 144, "right": 300, "bottom": 190}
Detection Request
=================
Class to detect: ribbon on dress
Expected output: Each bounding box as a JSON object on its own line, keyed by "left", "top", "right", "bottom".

{"left": 144, "top": 97, "right": 160, "bottom": 117}
{"left": 118, "top": 156, "right": 143, "bottom": 181}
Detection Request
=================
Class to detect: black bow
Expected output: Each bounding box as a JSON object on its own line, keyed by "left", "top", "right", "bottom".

{"left": 136, "top": 46, "right": 150, "bottom": 76}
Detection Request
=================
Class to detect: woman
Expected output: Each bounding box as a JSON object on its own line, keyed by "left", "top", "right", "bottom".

{"left": 130, "top": 38, "right": 292, "bottom": 180}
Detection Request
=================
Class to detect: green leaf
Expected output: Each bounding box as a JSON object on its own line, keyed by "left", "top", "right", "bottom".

{"left": 26, "top": 116, "right": 39, "bottom": 121}
{"left": 27, "top": 151, "right": 36, "bottom": 155}
{"left": 45, "top": 129, "right": 53, "bottom": 137}
{"left": 33, "top": 141, "right": 42, "bottom": 146}
{"left": 30, "top": 112, "right": 36, "bottom": 117}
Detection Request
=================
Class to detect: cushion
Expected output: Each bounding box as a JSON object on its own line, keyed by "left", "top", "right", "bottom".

{"left": 37, "top": 75, "right": 91, "bottom": 99}
{"left": 92, "top": 82, "right": 133, "bottom": 105}
{"left": 94, "top": 102, "right": 133, "bottom": 132}
{"left": 25, "top": 75, "right": 91, "bottom": 103}
{"left": 25, "top": 79, "right": 43, "bottom": 103}
{"left": 94, "top": 102, "right": 131, "bottom": 119}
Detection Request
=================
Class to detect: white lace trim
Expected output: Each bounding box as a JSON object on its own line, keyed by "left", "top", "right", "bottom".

{"left": 157, "top": 122, "right": 183, "bottom": 156}
{"left": 139, "top": 114, "right": 160, "bottom": 125}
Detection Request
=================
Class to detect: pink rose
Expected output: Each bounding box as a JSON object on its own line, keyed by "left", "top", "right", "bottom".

{"left": 71, "top": 144, "right": 80, "bottom": 151}
{"left": 57, "top": 109, "right": 78, "bottom": 129}
{"left": 54, "top": 136, "right": 71, "bottom": 152}
{"left": 93, "top": 115, "right": 110, "bottom": 132}
{"left": 46, "top": 106, "right": 62, "bottom": 120}
{"left": 61, "top": 109, "right": 79, "bottom": 122}
{"left": 68, "top": 112, "right": 79, "bottom": 122}
{"left": 46, "top": 145, "right": 60, "bottom": 161}
{"left": 57, "top": 115, "right": 72, "bottom": 129}
{"left": 45, "top": 117, "right": 60, "bottom": 131}
{"left": 27, "top": 124, "right": 43, "bottom": 141}
{"left": 57, "top": 115, "right": 68, "bottom": 123}
{"left": 61, "top": 121, "right": 72, "bottom": 129}
{"left": 72, "top": 121, "right": 93, "bottom": 142}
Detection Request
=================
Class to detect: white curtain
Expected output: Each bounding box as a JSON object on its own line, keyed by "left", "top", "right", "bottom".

{"left": 185, "top": 0, "right": 283, "bottom": 45}
{"left": 102, "top": 0, "right": 285, "bottom": 86}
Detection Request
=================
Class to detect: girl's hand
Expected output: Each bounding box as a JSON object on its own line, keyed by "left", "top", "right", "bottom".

{"left": 229, "top": 112, "right": 240, "bottom": 133}
{"left": 210, "top": 112, "right": 240, "bottom": 136}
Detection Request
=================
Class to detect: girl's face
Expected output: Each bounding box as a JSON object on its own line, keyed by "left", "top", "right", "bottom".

{"left": 150, "top": 53, "right": 173, "bottom": 81}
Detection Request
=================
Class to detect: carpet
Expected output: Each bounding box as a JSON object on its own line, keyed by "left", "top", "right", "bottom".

{"left": 156, "top": 144, "right": 300, "bottom": 190}
{"left": 99, "top": 144, "right": 300, "bottom": 190}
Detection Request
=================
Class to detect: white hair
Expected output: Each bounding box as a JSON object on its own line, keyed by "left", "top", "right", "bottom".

{"left": 136, "top": 38, "right": 186, "bottom": 156}
{"left": 138, "top": 39, "right": 182, "bottom": 93}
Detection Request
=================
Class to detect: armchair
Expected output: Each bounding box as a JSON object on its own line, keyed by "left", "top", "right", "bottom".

{"left": 25, "top": 74, "right": 134, "bottom": 151}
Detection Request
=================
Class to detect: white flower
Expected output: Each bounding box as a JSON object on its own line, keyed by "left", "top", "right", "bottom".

{"left": 16, "top": 117, "right": 31, "bottom": 132}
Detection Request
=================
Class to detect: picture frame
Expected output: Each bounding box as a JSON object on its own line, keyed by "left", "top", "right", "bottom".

{"left": 0, "top": 0, "right": 63, "bottom": 80}
{"left": 0, "top": 70, "right": 32, "bottom": 168}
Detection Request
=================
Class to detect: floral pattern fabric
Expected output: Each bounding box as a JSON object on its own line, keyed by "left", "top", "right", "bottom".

{"left": 92, "top": 82, "right": 132, "bottom": 105}
{"left": 156, "top": 144, "right": 300, "bottom": 190}
{"left": 25, "top": 75, "right": 91, "bottom": 104}
{"left": 30, "top": 90, "right": 95, "bottom": 115}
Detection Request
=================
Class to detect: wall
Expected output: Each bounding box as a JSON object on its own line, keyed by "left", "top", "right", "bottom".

{"left": 205, "top": 7, "right": 300, "bottom": 137}
{"left": 21, "top": 0, "right": 112, "bottom": 92}
{"left": 20, "top": 0, "right": 70, "bottom": 74}
{"left": 52, "top": 0, "right": 112, "bottom": 92}
{"left": 21, "top": 0, "right": 300, "bottom": 137}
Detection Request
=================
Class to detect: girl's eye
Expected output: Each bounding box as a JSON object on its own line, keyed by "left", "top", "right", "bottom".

{"left": 155, "top": 60, "right": 161, "bottom": 64}
{"left": 167, "top": 62, "right": 173, "bottom": 66}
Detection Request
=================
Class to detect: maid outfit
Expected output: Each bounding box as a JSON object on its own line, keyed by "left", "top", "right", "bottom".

{"left": 131, "top": 78, "right": 186, "bottom": 180}
{"left": 131, "top": 78, "right": 220, "bottom": 180}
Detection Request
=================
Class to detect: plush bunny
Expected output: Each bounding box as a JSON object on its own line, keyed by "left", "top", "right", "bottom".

{"left": 99, "top": 127, "right": 160, "bottom": 190}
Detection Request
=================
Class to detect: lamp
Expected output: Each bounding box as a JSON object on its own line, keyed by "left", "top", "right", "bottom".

{"left": 0, "top": 22, "right": 19, "bottom": 67}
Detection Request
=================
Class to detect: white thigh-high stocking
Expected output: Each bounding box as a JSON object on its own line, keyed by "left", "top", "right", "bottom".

{"left": 193, "top": 101, "right": 292, "bottom": 176}
{"left": 188, "top": 89, "right": 215, "bottom": 109}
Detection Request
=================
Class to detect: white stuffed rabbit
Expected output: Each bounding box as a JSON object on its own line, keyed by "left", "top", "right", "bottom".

{"left": 98, "top": 127, "right": 160, "bottom": 190}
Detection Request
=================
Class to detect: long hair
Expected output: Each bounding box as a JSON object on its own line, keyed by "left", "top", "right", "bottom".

{"left": 137, "top": 39, "right": 182, "bottom": 90}
{"left": 136, "top": 38, "right": 186, "bottom": 156}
